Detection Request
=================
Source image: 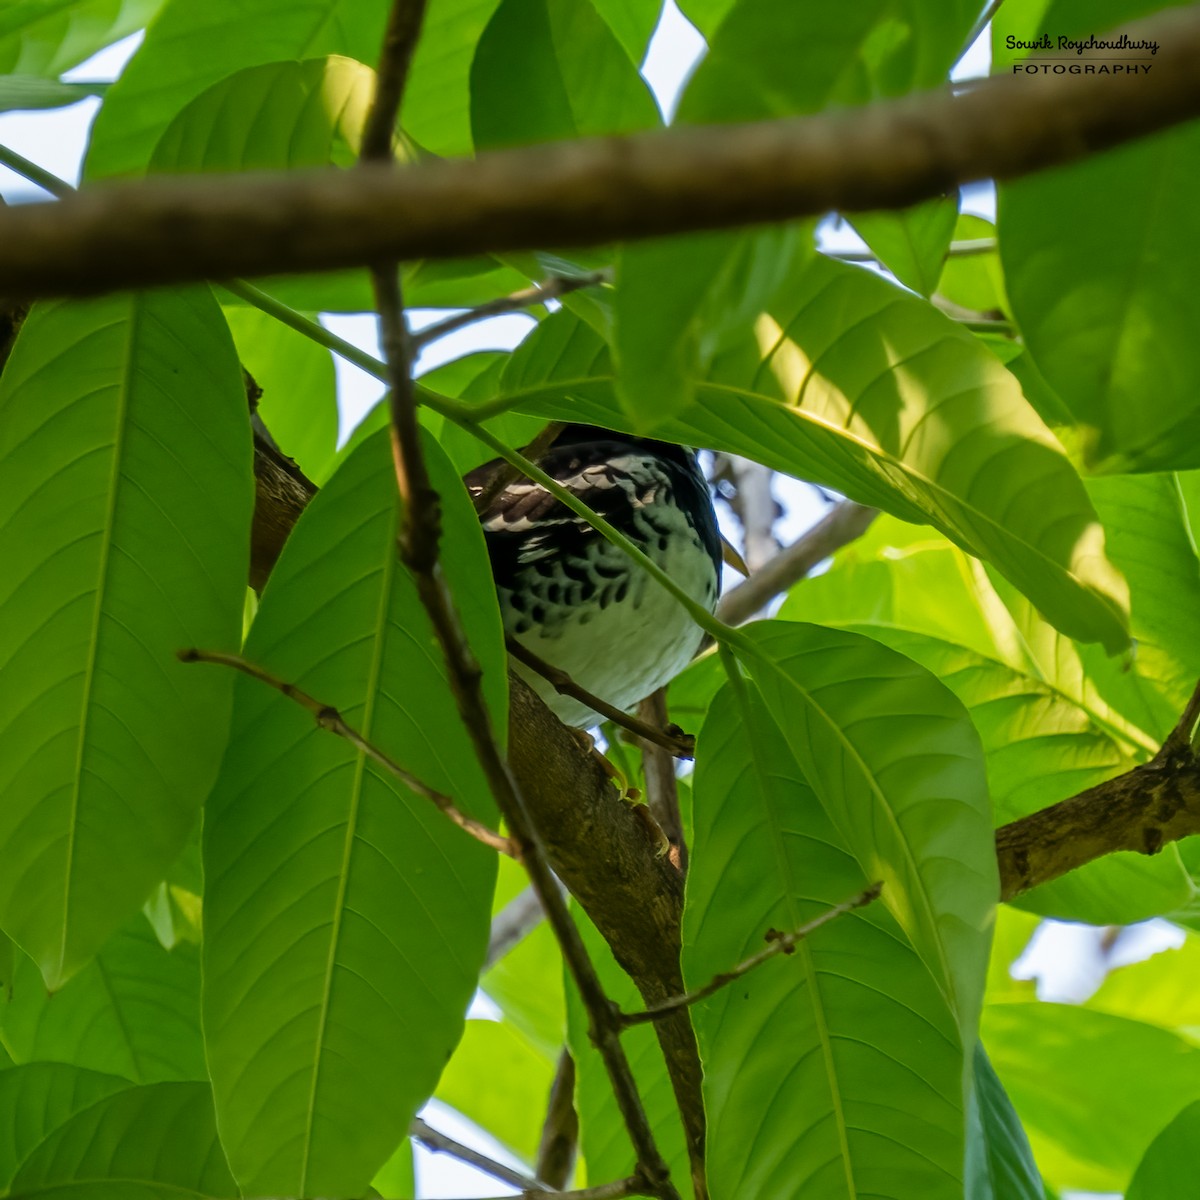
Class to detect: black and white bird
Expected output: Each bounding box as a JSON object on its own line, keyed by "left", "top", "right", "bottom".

{"left": 466, "top": 424, "right": 722, "bottom": 727}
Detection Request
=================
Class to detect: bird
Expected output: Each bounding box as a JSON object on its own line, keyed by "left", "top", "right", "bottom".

{"left": 466, "top": 424, "right": 722, "bottom": 727}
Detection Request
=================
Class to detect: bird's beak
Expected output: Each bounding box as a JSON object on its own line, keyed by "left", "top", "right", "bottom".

{"left": 720, "top": 534, "right": 750, "bottom": 576}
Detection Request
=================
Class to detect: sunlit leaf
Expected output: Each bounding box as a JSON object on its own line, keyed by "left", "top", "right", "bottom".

{"left": 937, "top": 214, "right": 1008, "bottom": 315}
{"left": 1087, "top": 934, "right": 1200, "bottom": 1039}
{"left": 0, "top": 75, "right": 103, "bottom": 112}
{"left": 482, "top": 252, "right": 1131, "bottom": 652}
{"left": 0, "top": 914, "right": 205, "bottom": 1082}
{"left": 587, "top": 0, "right": 661, "bottom": 63}
{"left": 0, "top": 1062, "right": 130, "bottom": 1189}
{"left": 984, "top": 1003, "right": 1200, "bottom": 1193}
{"left": 8, "top": 1081, "right": 237, "bottom": 1198}
{"left": 850, "top": 194, "right": 957, "bottom": 297}
{"left": 470, "top": 0, "right": 658, "bottom": 150}
{"left": 203, "top": 429, "right": 503, "bottom": 1197}
{"left": 687, "top": 682, "right": 968, "bottom": 1199}
{"left": 0, "top": 291, "right": 251, "bottom": 987}
{"left": 0, "top": 0, "right": 163, "bottom": 77}
{"left": 737, "top": 621, "right": 996, "bottom": 1041}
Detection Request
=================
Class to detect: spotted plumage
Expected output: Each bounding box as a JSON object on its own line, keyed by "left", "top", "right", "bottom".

{"left": 466, "top": 425, "right": 722, "bottom": 726}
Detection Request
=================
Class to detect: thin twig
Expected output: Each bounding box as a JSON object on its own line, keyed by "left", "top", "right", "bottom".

{"left": 410, "top": 1116, "right": 547, "bottom": 1192}
{"left": 620, "top": 883, "right": 884, "bottom": 1027}
{"left": 363, "top": 11, "right": 683, "bottom": 1197}
{"left": 450, "top": 1180, "right": 647, "bottom": 1200}
{"left": 638, "top": 690, "right": 687, "bottom": 874}
{"left": 955, "top": 0, "right": 1006, "bottom": 72}
{"left": 508, "top": 638, "right": 695, "bottom": 758}
{"left": 359, "top": 0, "right": 429, "bottom": 162}
{"left": 177, "top": 648, "right": 515, "bottom": 856}
{"left": 1162, "top": 677, "right": 1200, "bottom": 756}
{"left": 715, "top": 501, "right": 878, "bottom": 626}
{"left": 415, "top": 271, "right": 610, "bottom": 350}
{"left": 472, "top": 420, "right": 567, "bottom": 516}
{"left": 536, "top": 1049, "right": 579, "bottom": 1190}
{"left": 832, "top": 237, "right": 996, "bottom": 263}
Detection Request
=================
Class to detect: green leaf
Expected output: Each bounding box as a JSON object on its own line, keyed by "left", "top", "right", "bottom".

{"left": 566, "top": 904, "right": 692, "bottom": 1195}
{"left": 985, "top": 1003, "right": 1200, "bottom": 1194}
{"left": 678, "top": 0, "right": 977, "bottom": 123}
{"left": 486, "top": 252, "right": 1131, "bottom": 652}
{"left": 1087, "top": 933, "right": 1200, "bottom": 1037}
{"left": 0, "top": 291, "right": 251, "bottom": 987}
{"left": 470, "top": 0, "right": 659, "bottom": 150}
{"left": 0, "top": 75, "right": 103, "bottom": 112}
{"left": 586, "top": 0, "right": 661, "bottom": 63}
{"left": 372, "top": 1137, "right": 415, "bottom": 1198}
{"left": 8, "top": 1080, "right": 237, "bottom": 1198}
{"left": 0, "top": 1063, "right": 130, "bottom": 1190}
{"left": 1126, "top": 1099, "right": 1200, "bottom": 1200}
{"left": 150, "top": 56, "right": 377, "bottom": 173}
{"left": 850, "top": 194, "right": 958, "bottom": 297}
{"left": 965, "top": 1044, "right": 1044, "bottom": 1200}
{"left": 778, "top": 519, "right": 1194, "bottom": 924}
{"left": 0, "top": 914, "right": 205, "bottom": 1083}
{"left": 687, "top": 682, "right": 968, "bottom": 1199}
{"left": 613, "top": 226, "right": 805, "bottom": 427}
{"left": 224, "top": 307, "right": 339, "bottom": 484}
{"left": 937, "top": 215, "right": 1008, "bottom": 315}
{"left": 435, "top": 1019, "right": 555, "bottom": 1167}
{"left": 0, "top": 0, "right": 164, "bottom": 77}
{"left": 1001, "top": 122, "right": 1200, "bottom": 472}
{"left": 202, "top": 428, "right": 503, "bottom": 1197}
{"left": 737, "top": 621, "right": 996, "bottom": 1042}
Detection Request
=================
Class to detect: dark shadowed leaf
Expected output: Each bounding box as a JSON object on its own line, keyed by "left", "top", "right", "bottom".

{"left": 1126, "top": 1099, "right": 1200, "bottom": 1200}
{"left": 965, "top": 1043, "right": 1044, "bottom": 1200}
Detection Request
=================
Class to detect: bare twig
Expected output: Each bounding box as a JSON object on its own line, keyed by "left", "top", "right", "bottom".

{"left": 638, "top": 690, "right": 687, "bottom": 874}
{"left": 3, "top": 5, "right": 1198, "bottom": 299}
{"left": 364, "top": 12, "right": 683, "bottom": 1198}
{"left": 485, "top": 884, "right": 547, "bottom": 970}
{"left": 177, "top": 649, "right": 515, "bottom": 856}
{"left": 712, "top": 455, "right": 779, "bottom": 573}
{"left": 955, "top": 0, "right": 1006, "bottom": 72}
{"left": 410, "top": 1116, "right": 547, "bottom": 1192}
{"left": 536, "top": 1050, "right": 579, "bottom": 1190}
{"left": 716, "top": 501, "right": 878, "bottom": 626}
{"left": 832, "top": 237, "right": 997, "bottom": 263}
{"left": 472, "top": 420, "right": 567, "bottom": 516}
{"left": 414, "top": 271, "right": 610, "bottom": 350}
{"left": 452, "top": 1180, "right": 646, "bottom": 1200}
{"left": 359, "top": 0, "right": 429, "bottom": 162}
{"left": 508, "top": 639, "right": 695, "bottom": 758}
{"left": 620, "top": 883, "right": 884, "bottom": 1027}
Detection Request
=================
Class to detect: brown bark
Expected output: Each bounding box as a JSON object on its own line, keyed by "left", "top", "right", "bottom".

{"left": 2, "top": 7, "right": 1199, "bottom": 299}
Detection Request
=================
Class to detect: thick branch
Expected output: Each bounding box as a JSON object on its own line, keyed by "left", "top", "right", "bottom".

{"left": 1, "top": 7, "right": 1197, "bottom": 298}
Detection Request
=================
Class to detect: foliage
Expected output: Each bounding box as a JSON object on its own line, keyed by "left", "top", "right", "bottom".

{"left": 0, "top": 1, "right": 1197, "bottom": 1198}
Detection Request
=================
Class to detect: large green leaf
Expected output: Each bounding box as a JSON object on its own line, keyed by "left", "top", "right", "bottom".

{"left": 984, "top": 1003, "right": 1200, "bottom": 1193}
{"left": 85, "top": 0, "right": 503, "bottom": 176}
{"left": 0, "top": 914, "right": 205, "bottom": 1082}
{"left": 8, "top": 1081, "right": 237, "bottom": 1198}
{"left": 737, "top": 621, "right": 996, "bottom": 1042}
{"left": 0, "top": 0, "right": 163, "bottom": 76}
{"left": 964, "top": 1044, "right": 1043, "bottom": 1200}
{"left": 937, "top": 215, "right": 1008, "bottom": 316}
{"left": 778, "top": 519, "right": 1194, "bottom": 924}
{"left": 1087, "top": 934, "right": 1200, "bottom": 1039}
{"left": 565, "top": 904, "right": 692, "bottom": 1196}
{"left": 202, "top": 428, "right": 503, "bottom": 1197}
{"left": 687, "top": 682, "right": 968, "bottom": 1199}
{"left": 586, "top": 0, "right": 660, "bottom": 63}
{"left": 678, "top": 0, "right": 977, "bottom": 123}
{"left": 0, "top": 291, "right": 251, "bottom": 987}
{"left": 470, "top": 0, "right": 658, "bottom": 150}
{"left": 850, "top": 194, "right": 958, "bottom": 298}
{"left": 0, "top": 1063, "right": 130, "bottom": 1189}
{"left": 480, "top": 252, "right": 1130, "bottom": 652}
{"left": 1001, "top": 122, "right": 1200, "bottom": 472}
{"left": 150, "top": 55, "right": 376, "bottom": 173}
{"left": 1126, "top": 1099, "right": 1200, "bottom": 1200}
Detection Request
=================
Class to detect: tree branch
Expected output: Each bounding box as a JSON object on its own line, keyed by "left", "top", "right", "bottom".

{"left": 485, "top": 884, "right": 548, "bottom": 970}
{"left": 536, "top": 1050, "right": 579, "bottom": 1190}
{"left": 638, "top": 689, "right": 687, "bottom": 874}
{"left": 715, "top": 501, "right": 878, "bottom": 625}
{"left": 619, "top": 884, "right": 883, "bottom": 1027}
{"left": 176, "top": 648, "right": 515, "bottom": 857}
{"left": 1, "top": 6, "right": 1197, "bottom": 298}
{"left": 410, "top": 1116, "right": 547, "bottom": 1193}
